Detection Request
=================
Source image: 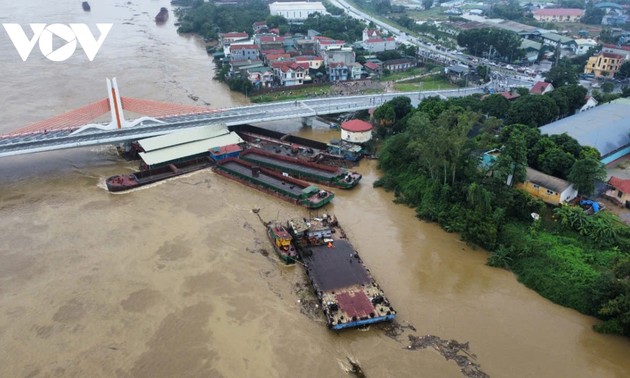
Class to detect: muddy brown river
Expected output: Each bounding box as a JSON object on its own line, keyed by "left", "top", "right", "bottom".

{"left": 1, "top": 1, "right": 629, "bottom": 377}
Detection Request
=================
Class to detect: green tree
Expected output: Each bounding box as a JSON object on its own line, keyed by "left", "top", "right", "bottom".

{"left": 538, "top": 147, "right": 575, "bottom": 178}
{"left": 422, "top": 0, "right": 433, "bottom": 9}
{"left": 481, "top": 94, "right": 510, "bottom": 118}
{"left": 495, "top": 128, "right": 528, "bottom": 185}
{"left": 602, "top": 82, "right": 615, "bottom": 93}
{"left": 568, "top": 158, "right": 607, "bottom": 196}
{"left": 595, "top": 256, "right": 630, "bottom": 337}
{"left": 617, "top": 62, "right": 630, "bottom": 80}
{"left": 507, "top": 95, "right": 559, "bottom": 127}
{"left": 545, "top": 58, "right": 578, "bottom": 87}
{"left": 457, "top": 28, "right": 524, "bottom": 60}
{"left": 582, "top": 5, "right": 605, "bottom": 25}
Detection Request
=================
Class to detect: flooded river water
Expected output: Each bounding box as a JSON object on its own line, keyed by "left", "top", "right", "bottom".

{"left": 1, "top": 1, "right": 630, "bottom": 377}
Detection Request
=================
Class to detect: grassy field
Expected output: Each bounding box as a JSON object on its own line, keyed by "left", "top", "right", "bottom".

{"left": 393, "top": 75, "right": 457, "bottom": 91}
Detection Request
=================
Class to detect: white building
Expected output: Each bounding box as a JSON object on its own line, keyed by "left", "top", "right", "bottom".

{"left": 269, "top": 2, "right": 326, "bottom": 22}
{"left": 575, "top": 39, "right": 598, "bottom": 55}
{"left": 341, "top": 120, "right": 373, "bottom": 143}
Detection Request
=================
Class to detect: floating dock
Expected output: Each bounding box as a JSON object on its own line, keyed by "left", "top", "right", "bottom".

{"left": 287, "top": 215, "right": 395, "bottom": 330}
{"left": 240, "top": 148, "right": 361, "bottom": 189}
{"left": 213, "top": 158, "right": 334, "bottom": 209}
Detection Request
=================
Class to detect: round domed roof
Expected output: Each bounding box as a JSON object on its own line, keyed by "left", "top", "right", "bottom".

{"left": 341, "top": 120, "right": 373, "bottom": 132}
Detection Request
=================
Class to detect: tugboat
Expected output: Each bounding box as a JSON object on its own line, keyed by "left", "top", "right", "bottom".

{"left": 155, "top": 7, "right": 169, "bottom": 23}
{"left": 82, "top": 1, "right": 91, "bottom": 11}
{"left": 266, "top": 222, "right": 298, "bottom": 264}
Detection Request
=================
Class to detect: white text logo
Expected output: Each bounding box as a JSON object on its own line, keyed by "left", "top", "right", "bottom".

{"left": 3, "top": 23, "right": 113, "bottom": 61}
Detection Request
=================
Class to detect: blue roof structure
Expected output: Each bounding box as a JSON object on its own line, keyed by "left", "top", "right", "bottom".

{"left": 595, "top": 2, "right": 623, "bottom": 9}
{"left": 539, "top": 99, "right": 630, "bottom": 162}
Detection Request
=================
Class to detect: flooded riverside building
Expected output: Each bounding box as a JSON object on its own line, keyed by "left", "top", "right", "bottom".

{"left": 1, "top": 1, "right": 630, "bottom": 377}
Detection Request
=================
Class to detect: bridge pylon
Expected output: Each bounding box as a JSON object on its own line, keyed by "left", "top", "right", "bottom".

{"left": 70, "top": 78, "right": 165, "bottom": 135}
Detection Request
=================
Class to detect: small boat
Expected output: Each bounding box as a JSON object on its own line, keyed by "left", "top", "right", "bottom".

{"left": 106, "top": 156, "right": 213, "bottom": 192}
{"left": 82, "top": 1, "right": 91, "bottom": 11}
{"left": 266, "top": 222, "right": 298, "bottom": 264}
{"left": 155, "top": 7, "right": 169, "bottom": 23}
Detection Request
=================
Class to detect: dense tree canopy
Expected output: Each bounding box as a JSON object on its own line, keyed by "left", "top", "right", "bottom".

{"left": 506, "top": 95, "right": 559, "bottom": 127}
{"left": 457, "top": 28, "right": 524, "bottom": 61}
{"left": 545, "top": 58, "right": 579, "bottom": 88}
{"left": 176, "top": 0, "right": 269, "bottom": 39}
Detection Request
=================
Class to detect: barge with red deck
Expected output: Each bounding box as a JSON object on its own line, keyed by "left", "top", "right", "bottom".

{"left": 287, "top": 214, "right": 396, "bottom": 330}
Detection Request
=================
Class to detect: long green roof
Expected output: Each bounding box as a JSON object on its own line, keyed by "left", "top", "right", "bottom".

{"left": 139, "top": 132, "right": 244, "bottom": 166}
{"left": 138, "top": 125, "right": 229, "bottom": 152}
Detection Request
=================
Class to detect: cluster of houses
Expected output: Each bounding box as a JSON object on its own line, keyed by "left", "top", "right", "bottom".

{"left": 216, "top": 2, "right": 415, "bottom": 89}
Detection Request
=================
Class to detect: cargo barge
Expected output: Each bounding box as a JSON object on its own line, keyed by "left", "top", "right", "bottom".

{"left": 230, "top": 124, "right": 358, "bottom": 167}
{"left": 287, "top": 214, "right": 396, "bottom": 330}
{"left": 106, "top": 156, "right": 213, "bottom": 192}
{"left": 240, "top": 148, "right": 361, "bottom": 189}
{"left": 213, "top": 158, "right": 334, "bottom": 209}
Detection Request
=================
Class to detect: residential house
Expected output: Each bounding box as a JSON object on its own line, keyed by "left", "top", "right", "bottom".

{"left": 383, "top": 58, "right": 415, "bottom": 72}
{"left": 252, "top": 21, "right": 268, "bottom": 34}
{"left": 296, "top": 39, "right": 317, "bottom": 55}
{"left": 257, "top": 35, "right": 285, "bottom": 51}
{"left": 317, "top": 38, "right": 347, "bottom": 56}
{"left": 294, "top": 55, "right": 324, "bottom": 69}
{"left": 350, "top": 62, "right": 363, "bottom": 80}
{"left": 602, "top": 43, "right": 630, "bottom": 60}
{"left": 584, "top": 52, "right": 625, "bottom": 77}
{"left": 324, "top": 47, "right": 355, "bottom": 65}
{"left": 498, "top": 91, "right": 521, "bottom": 101}
{"left": 532, "top": 8, "right": 584, "bottom": 23}
{"left": 220, "top": 32, "right": 249, "bottom": 46}
{"left": 271, "top": 61, "right": 308, "bottom": 86}
{"left": 328, "top": 62, "right": 349, "bottom": 81}
{"left": 229, "top": 60, "right": 264, "bottom": 78}
{"left": 262, "top": 52, "right": 292, "bottom": 65}
{"left": 269, "top": 2, "right": 326, "bottom": 22}
{"left": 540, "top": 33, "right": 577, "bottom": 53}
{"left": 363, "top": 61, "right": 382, "bottom": 77}
{"left": 444, "top": 64, "right": 469, "bottom": 79}
{"left": 229, "top": 44, "right": 260, "bottom": 62}
{"left": 516, "top": 167, "right": 578, "bottom": 205}
{"left": 362, "top": 28, "right": 382, "bottom": 41}
{"left": 606, "top": 176, "right": 630, "bottom": 207}
{"left": 530, "top": 81, "right": 554, "bottom": 95}
{"left": 363, "top": 37, "right": 397, "bottom": 53}
{"left": 246, "top": 66, "right": 274, "bottom": 88}
{"left": 520, "top": 39, "right": 542, "bottom": 62}
{"left": 579, "top": 96, "right": 598, "bottom": 112}
{"left": 574, "top": 38, "right": 598, "bottom": 55}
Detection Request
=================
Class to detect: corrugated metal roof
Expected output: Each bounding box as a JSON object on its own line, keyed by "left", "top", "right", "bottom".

{"left": 539, "top": 98, "right": 630, "bottom": 158}
{"left": 525, "top": 167, "right": 572, "bottom": 193}
{"left": 138, "top": 125, "right": 229, "bottom": 152}
{"left": 139, "top": 132, "right": 244, "bottom": 166}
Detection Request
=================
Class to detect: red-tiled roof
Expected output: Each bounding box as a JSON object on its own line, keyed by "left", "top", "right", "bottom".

{"left": 609, "top": 176, "right": 630, "bottom": 194}
{"left": 265, "top": 53, "right": 291, "bottom": 60}
{"left": 222, "top": 32, "right": 248, "bottom": 38}
{"left": 363, "top": 62, "right": 379, "bottom": 70}
{"left": 294, "top": 55, "right": 322, "bottom": 61}
{"left": 261, "top": 49, "right": 285, "bottom": 55}
{"left": 341, "top": 120, "right": 373, "bottom": 132}
{"left": 532, "top": 8, "right": 584, "bottom": 17}
{"left": 602, "top": 52, "right": 624, "bottom": 59}
{"left": 500, "top": 91, "right": 520, "bottom": 100}
{"left": 259, "top": 36, "right": 284, "bottom": 43}
{"left": 603, "top": 43, "right": 630, "bottom": 52}
{"left": 231, "top": 44, "right": 258, "bottom": 50}
{"left": 271, "top": 61, "right": 308, "bottom": 72}
{"left": 530, "top": 81, "right": 551, "bottom": 94}
{"left": 253, "top": 21, "right": 267, "bottom": 26}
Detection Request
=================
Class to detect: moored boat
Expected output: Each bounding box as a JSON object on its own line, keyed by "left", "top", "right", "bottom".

{"left": 155, "top": 7, "right": 169, "bottom": 23}
{"left": 106, "top": 156, "right": 213, "bottom": 192}
{"left": 287, "top": 214, "right": 396, "bottom": 330}
{"left": 266, "top": 222, "right": 298, "bottom": 264}
{"left": 213, "top": 158, "right": 334, "bottom": 209}
{"left": 82, "top": 1, "right": 91, "bottom": 11}
{"left": 240, "top": 148, "right": 361, "bottom": 189}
